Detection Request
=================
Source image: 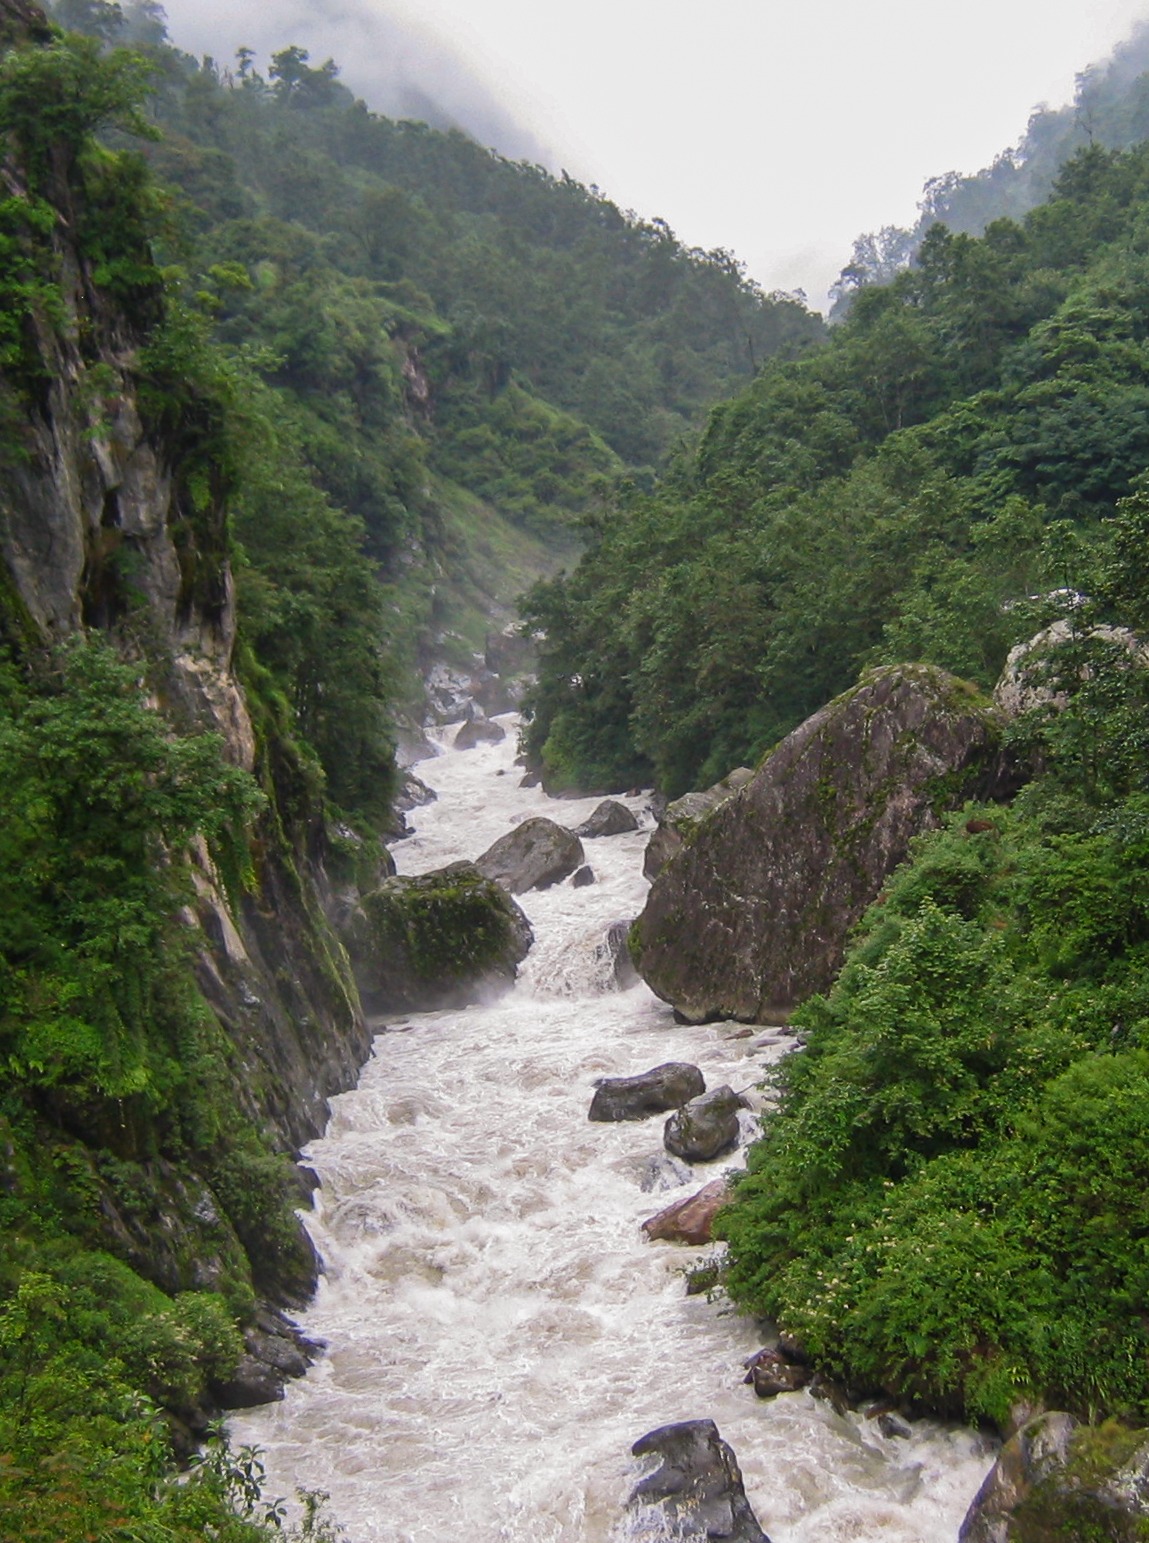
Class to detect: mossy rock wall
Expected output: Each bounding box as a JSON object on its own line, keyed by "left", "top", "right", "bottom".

{"left": 349, "top": 860, "right": 533, "bottom": 1013}
{"left": 634, "top": 664, "right": 1017, "bottom": 1022}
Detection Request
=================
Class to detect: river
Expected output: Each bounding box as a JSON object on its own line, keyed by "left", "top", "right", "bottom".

{"left": 231, "top": 715, "right": 995, "bottom": 1541}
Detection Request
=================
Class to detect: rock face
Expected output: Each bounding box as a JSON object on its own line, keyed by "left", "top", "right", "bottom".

{"left": 346, "top": 861, "right": 533, "bottom": 1013}
{"left": 642, "top": 1179, "right": 730, "bottom": 1245}
{"left": 994, "top": 621, "right": 1148, "bottom": 720}
{"left": 628, "top": 1420, "right": 769, "bottom": 1542}
{"left": 960, "top": 1412, "right": 1149, "bottom": 1542}
{"left": 589, "top": 1063, "right": 706, "bottom": 1122}
{"left": 476, "top": 816, "right": 585, "bottom": 893}
{"left": 643, "top": 767, "right": 755, "bottom": 881}
{"left": 634, "top": 665, "right": 1012, "bottom": 1022}
{"left": 577, "top": 799, "right": 640, "bottom": 838}
{"left": 664, "top": 1087, "right": 745, "bottom": 1162}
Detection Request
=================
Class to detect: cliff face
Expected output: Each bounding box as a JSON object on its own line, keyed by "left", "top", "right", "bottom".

{"left": 0, "top": 0, "right": 369, "bottom": 1303}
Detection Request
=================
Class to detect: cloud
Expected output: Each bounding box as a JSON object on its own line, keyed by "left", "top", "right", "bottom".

{"left": 157, "top": 0, "right": 555, "bottom": 165}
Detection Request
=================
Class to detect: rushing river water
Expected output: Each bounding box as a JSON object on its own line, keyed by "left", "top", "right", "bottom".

{"left": 232, "top": 716, "right": 995, "bottom": 1542}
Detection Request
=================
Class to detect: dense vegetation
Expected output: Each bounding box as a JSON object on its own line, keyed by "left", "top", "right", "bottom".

{"left": 524, "top": 139, "right": 1149, "bottom": 794}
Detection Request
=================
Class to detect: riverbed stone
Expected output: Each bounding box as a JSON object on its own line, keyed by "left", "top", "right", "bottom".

{"left": 454, "top": 714, "right": 506, "bottom": 749}
{"left": 742, "top": 1347, "right": 813, "bottom": 1398}
{"left": 634, "top": 664, "right": 1015, "bottom": 1022}
{"left": 664, "top": 1086, "right": 745, "bottom": 1162}
{"left": 475, "top": 816, "right": 584, "bottom": 893}
{"left": 638, "top": 1152, "right": 695, "bottom": 1192}
{"left": 589, "top": 1063, "right": 706, "bottom": 1122}
{"left": 571, "top": 864, "right": 596, "bottom": 887}
{"left": 576, "top": 799, "right": 640, "bottom": 838}
{"left": 628, "top": 1419, "right": 769, "bottom": 1542}
{"left": 346, "top": 861, "right": 532, "bottom": 1012}
{"left": 642, "top": 1178, "right": 730, "bottom": 1245}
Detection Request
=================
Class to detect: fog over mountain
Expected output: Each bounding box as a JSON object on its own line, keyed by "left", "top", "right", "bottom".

{"left": 158, "top": 0, "right": 556, "bottom": 166}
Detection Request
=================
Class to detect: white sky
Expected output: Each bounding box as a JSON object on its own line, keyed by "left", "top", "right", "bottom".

{"left": 158, "top": 0, "right": 1149, "bottom": 308}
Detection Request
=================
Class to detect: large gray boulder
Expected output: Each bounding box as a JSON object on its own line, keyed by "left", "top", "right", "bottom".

{"left": 634, "top": 665, "right": 1013, "bottom": 1022}
{"left": 476, "top": 817, "right": 584, "bottom": 894}
{"left": 589, "top": 1063, "right": 705, "bottom": 1122}
{"left": 346, "top": 861, "right": 532, "bottom": 1012}
{"left": 643, "top": 768, "right": 755, "bottom": 881}
{"left": 628, "top": 1420, "right": 769, "bottom": 1542}
{"left": 577, "top": 799, "right": 640, "bottom": 838}
{"left": 454, "top": 714, "right": 506, "bottom": 749}
{"left": 664, "top": 1087, "right": 745, "bottom": 1162}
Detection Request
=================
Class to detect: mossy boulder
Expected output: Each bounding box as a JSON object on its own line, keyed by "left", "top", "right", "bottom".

{"left": 633, "top": 664, "right": 1015, "bottom": 1022}
{"left": 348, "top": 861, "right": 533, "bottom": 1012}
{"left": 642, "top": 767, "right": 754, "bottom": 880}
{"left": 961, "top": 1414, "right": 1149, "bottom": 1542}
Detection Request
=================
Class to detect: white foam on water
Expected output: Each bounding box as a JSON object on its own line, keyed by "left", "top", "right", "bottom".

{"left": 231, "top": 717, "right": 995, "bottom": 1541}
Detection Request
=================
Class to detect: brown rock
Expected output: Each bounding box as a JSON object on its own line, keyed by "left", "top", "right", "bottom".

{"left": 642, "top": 1179, "right": 730, "bottom": 1245}
{"left": 742, "top": 1348, "right": 813, "bottom": 1398}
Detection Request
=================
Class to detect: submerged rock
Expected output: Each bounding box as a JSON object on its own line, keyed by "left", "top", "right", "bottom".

{"left": 476, "top": 816, "right": 584, "bottom": 893}
{"left": 643, "top": 767, "right": 755, "bottom": 881}
{"left": 628, "top": 1420, "right": 769, "bottom": 1542}
{"left": 589, "top": 1063, "right": 706, "bottom": 1122}
{"left": 638, "top": 1152, "right": 695, "bottom": 1193}
{"left": 664, "top": 1086, "right": 745, "bottom": 1162}
{"left": 576, "top": 799, "right": 640, "bottom": 838}
{"left": 346, "top": 861, "right": 532, "bottom": 1013}
{"left": 642, "top": 1179, "right": 730, "bottom": 1245}
{"left": 634, "top": 664, "right": 1014, "bottom": 1022}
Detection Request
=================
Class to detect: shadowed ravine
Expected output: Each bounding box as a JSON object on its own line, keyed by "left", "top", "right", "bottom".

{"left": 231, "top": 716, "right": 994, "bottom": 1541}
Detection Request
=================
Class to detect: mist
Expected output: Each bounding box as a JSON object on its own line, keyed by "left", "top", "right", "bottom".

{"left": 156, "top": 0, "right": 556, "bottom": 167}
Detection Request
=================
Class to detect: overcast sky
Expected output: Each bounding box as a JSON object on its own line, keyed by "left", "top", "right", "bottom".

{"left": 158, "top": 0, "right": 1149, "bottom": 308}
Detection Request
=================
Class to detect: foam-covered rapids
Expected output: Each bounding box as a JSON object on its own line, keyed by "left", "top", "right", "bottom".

{"left": 231, "top": 716, "right": 994, "bottom": 1541}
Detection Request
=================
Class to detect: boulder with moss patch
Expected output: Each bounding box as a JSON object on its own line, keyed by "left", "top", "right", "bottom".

{"left": 347, "top": 861, "right": 532, "bottom": 1012}
{"left": 633, "top": 665, "right": 1015, "bottom": 1022}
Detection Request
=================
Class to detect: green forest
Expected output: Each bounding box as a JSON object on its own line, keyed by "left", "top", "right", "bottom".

{"left": 8, "top": 0, "right": 1149, "bottom": 1535}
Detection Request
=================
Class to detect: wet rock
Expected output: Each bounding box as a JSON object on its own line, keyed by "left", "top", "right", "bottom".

{"left": 394, "top": 771, "right": 437, "bottom": 812}
{"left": 877, "top": 1412, "right": 913, "bottom": 1440}
{"left": 345, "top": 861, "right": 533, "bottom": 1013}
{"left": 643, "top": 768, "right": 755, "bottom": 881}
{"left": 600, "top": 919, "right": 639, "bottom": 989}
{"left": 628, "top": 1419, "right": 769, "bottom": 1542}
{"left": 576, "top": 799, "right": 640, "bottom": 838}
{"left": 742, "top": 1348, "right": 813, "bottom": 1398}
{"left": 476, "top": 816, "right": 584, "bottom": 894}
{"left": 210, "top": 1354, "right": 285, "bottom": 1410}
{"left": 454, "top": 714, "right": 506, "bottom": 750}
{"left": 809, "top": 1373, "right": 851, "bottom": 1417}
{"left": 642, "top": 1178, "right": 730, "bottom": 1245}
{"left": 960, "top": 1412, "right": 1078, "bottom": 1542}
{"left": 634, "top": 664, "right": 1016, "bottom": 1022}
{"left": 589, "top": 1063, "right": 706, "bottom": 1122}
{"left": 664, "top": 1086, "right": 745, "bottom": 1162}
{"left": 638, "top": 1152, "right": 695, "bottom": 1193}
{"left": 571, "top": 864, "right": 596, "bottom": 887}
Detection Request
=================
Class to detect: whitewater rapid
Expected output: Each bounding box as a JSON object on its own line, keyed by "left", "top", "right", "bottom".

{"left": 231, "top": 716, "right": 995, "bottom": 1541}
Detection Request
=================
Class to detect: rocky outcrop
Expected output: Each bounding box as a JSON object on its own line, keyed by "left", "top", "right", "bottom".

{"left": 589, "top": 1063, "right": 706, "bottom": 1122}
{"left": 664, "top": 1087, "right": 745, "bottom": 1162}
{"left": 576, "top": 799, "right": 640, "bottom": 838}
{"left": 643, "top": 767, "right": 755, "bottom": 881}
{"left": 642, "top": 1179, "right": 730, "bottom": 1245}
{"left": 628, "top": 1420, "right": 769, "bottom": 1542}
{"left": 959, "top": 1413, "right": 1149, "bottom": 1542}
{"left": 634, "top": 665, "right": 1013, "bottom": 1022}
{"left": 476, "top": 816, "right": 584, "bottom": 893}
{"left": 346, "top": 861, "right": 533, "bottom": 1013}
{"left": 994, "top": 621, "right": 1149, "bottom": 720}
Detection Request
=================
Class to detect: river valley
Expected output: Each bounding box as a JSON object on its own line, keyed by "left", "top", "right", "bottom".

{"left": 231, "top": 716, "right": 996, "bottom": 1542}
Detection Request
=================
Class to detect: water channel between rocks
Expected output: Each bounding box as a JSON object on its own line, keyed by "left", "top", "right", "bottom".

{"left": 231, "top": 715, "right": 996, "bottom": 1542}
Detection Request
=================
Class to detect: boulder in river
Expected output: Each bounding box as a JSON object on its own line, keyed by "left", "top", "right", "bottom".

{"left": 628, "top": 1419, "right": 769, "bottom": 1542}
{"left": 346, "top": 861, "right": 532, "bottom": 1012}
{"left": 664, "top": 1086, "right": 745, "bottom": 1162}
{"left": 571, "top": 864, "right": 596, "bottom": 887}
{"left": 634, "top": 664, "right": 1015, "bottom": 1022}
{"left": 454, "top": 714, "right": 506, "bottom": 750}
{"left": 589, "top": 1063, "right": 706, "bottom": 1122}
{"left": 638, "top": 1152, "right": 695, "bottom": 1193}
{"left": 742, "top": 1347, "right": 813, "bottom": 1398}
{"left": 476, "top": 816, "right": 584, "bottom": 893}
{"left": 576, "top": 799, "right": 640, "bottom": 838}
{"left": 599, "top": 919, "right": 639, "bottom": 989}
{"left": 642, "top": 1178, "right": 730, "bottom": 1245}
{"left": 643, "top": 767, "right": 755, "bottom": 881}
